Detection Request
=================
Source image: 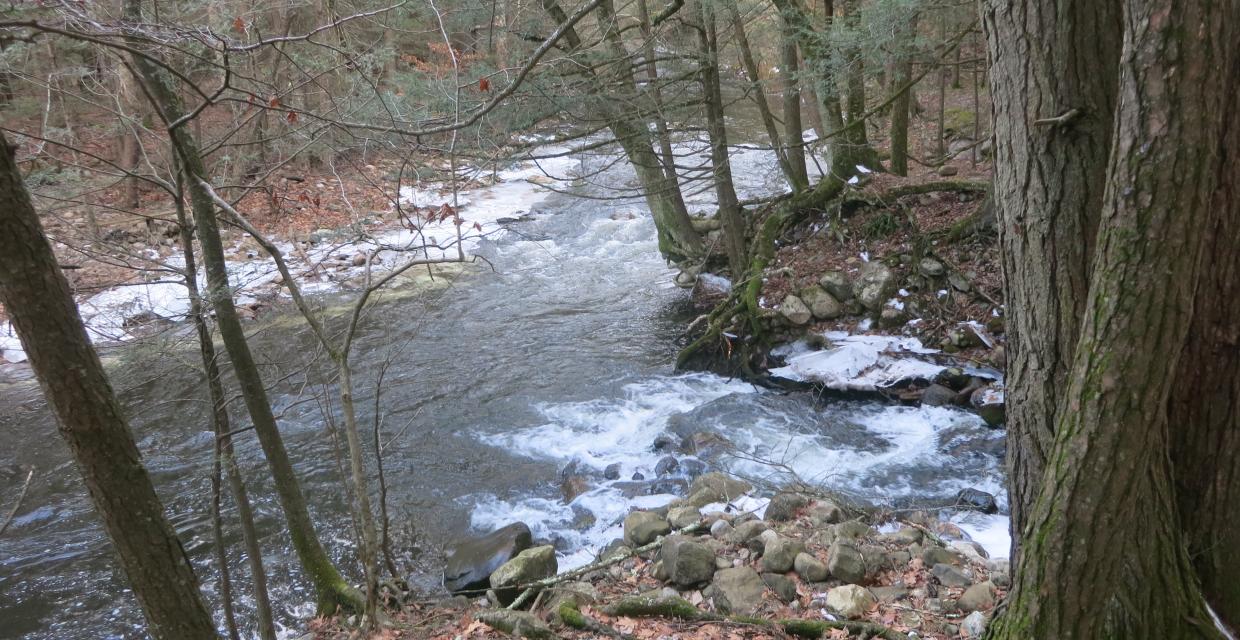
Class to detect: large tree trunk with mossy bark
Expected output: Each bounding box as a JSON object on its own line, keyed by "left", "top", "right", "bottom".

{"left": 123, "top": 17, "right": 361, "bottom": 614}
{"left": 983, "top": 1, "right": 1239, "bottom": 637}
{"left": 981, "top": 0, "right": 1122, "bottom": 559}
{"left": 0, "top": 131, "right": 218, "bottom": 640}
{"left": 1167, "top": 47, "right": 1240, "bottom": 629}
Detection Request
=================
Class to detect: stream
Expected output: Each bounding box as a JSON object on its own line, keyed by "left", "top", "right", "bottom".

{"left": 0, "top": 145, "right": 1007, "bottom": 639}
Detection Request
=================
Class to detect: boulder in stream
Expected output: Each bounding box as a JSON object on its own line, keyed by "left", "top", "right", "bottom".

{"left": 443, "top": 522, "right": 533, "bottom": 594}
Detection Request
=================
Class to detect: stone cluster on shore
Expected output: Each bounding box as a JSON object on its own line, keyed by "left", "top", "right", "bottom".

{"left": 411, "top": 473, "right": 1007, "bottom": 640}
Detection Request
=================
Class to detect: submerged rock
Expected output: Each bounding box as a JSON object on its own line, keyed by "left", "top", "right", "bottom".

{"left": 920, "top": 383, "right": 959, "bottom": 407}
{"left": 443, "top": 522, "right": 533, "bottom": 594}
{"left": 955, "top": 488, "right": 999, "bottom": 514}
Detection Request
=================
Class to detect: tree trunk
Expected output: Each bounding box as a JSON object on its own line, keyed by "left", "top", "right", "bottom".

{"left": 984, "top": 1, "right": 1238, "bottom": 637}
{"left": 888, "top": 15, "right": 918, "bottom": 176}
{"left": 1168, "top": 46, "right": 1240, "bottom": 628}
{"left": 175, "top": 186, "right": 277, "bottom": 640}
{"left": 728, "top": 2, "right": 801, "bottom": 191}
{"left": 696, "top": 0, "right": 745, "bottom": 275}
{"left": 770, "top": 0, "right": 860, "bottom": 177}
{"left": 981, "top": 0, "right": 1122, "bottom": 558}
{"left": 779, "top": 22, "right": 810, "bottom": 189}
{"left": 635, "top": 0, "right": 695, "bottom": 217}
{"left": 544, "top": 0, "right": 703, "bottom": 261}
{"left": 124, "top": 15, "right": 361, "bottom": 612}
{"left": 0, "top": 132, "right": 218, "bottom": 640}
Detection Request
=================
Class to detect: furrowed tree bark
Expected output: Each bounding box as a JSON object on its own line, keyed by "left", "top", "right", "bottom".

{"left": 123, "top": 9, "right": 362, "bottom": 612}
{"left": 984, "top": 0, "right": 1238, "bottom": 637}
{"left": 981, "top": 0, "right": 1122, "bottom": 558}
{"left": 0, "top": 131, "right": 217, "bottom": 640}
{"left": 1168, "top": 45, "right": 1240, "bottom": 629}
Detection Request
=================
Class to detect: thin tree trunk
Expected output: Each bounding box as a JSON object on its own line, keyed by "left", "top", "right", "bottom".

{"left": 982, "top": 0, "right": 1122, "bottom": 559}
{"left": 728, "top": 2, "right": 801, "bottom": 190}
{"left": 0, "top": 131, "right": 217, "bottom": 640}
{"left": 985, "top": 1, "right": 1238, "bottom": 636}
{"left": 124, "top": 11, "right": 361, "bottom": 611}
{"left": 544, "top": 0, "right": 703, "bottom": 261}
{"left": 175, "top": 180, "right": 277, "bottom": 640}
{"left": 635, "top": 0, "right": 693, "bottom": 219}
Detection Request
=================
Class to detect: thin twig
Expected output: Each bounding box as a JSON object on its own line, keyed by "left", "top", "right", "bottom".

{"left": 0, "top": 468, "right": 34, "bottom": 536}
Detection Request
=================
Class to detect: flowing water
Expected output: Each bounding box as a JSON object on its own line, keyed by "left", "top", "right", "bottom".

{"left": 0, "top": 149, "right": 1006, "bottom": 639}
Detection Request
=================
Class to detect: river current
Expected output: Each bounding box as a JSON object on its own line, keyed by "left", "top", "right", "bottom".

{"left": 0, "top": 145, "right": 1006, "bottom": 639}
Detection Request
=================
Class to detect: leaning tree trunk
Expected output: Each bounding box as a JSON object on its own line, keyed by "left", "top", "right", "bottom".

{"left": 981, "top": 0, "right": 1122, "bottom": 559}
{"left": 123, "top": 19, "right": 361, "bottom": 612}
{"left": 545, "top": 0, "right": 703, "bottom": 261}
{"left": 984, "top": 1, "right": 1238, "bottom": 637}
{"left": 175, "top": 187, "right": 278, "bottom": 640}
{"left": 0, "top": 131, "right": 218, "bottom": 640}
{"left": 728, "top": 2, "right": 801, "bottom": 191}
{"left": 1168, "top": 46, "right": 1240, "bottom": 628}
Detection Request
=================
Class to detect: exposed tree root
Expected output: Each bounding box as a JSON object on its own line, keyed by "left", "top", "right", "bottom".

{"left": 676, "top": 177, "right": 991, "bottom": 371}
{"left": 602, "top": 594, "right": 905, "bottom": 640}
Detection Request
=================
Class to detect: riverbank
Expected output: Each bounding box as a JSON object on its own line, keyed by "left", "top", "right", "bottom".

{"left": 308, "top": 478, "right": 1006, "bottom": 639}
